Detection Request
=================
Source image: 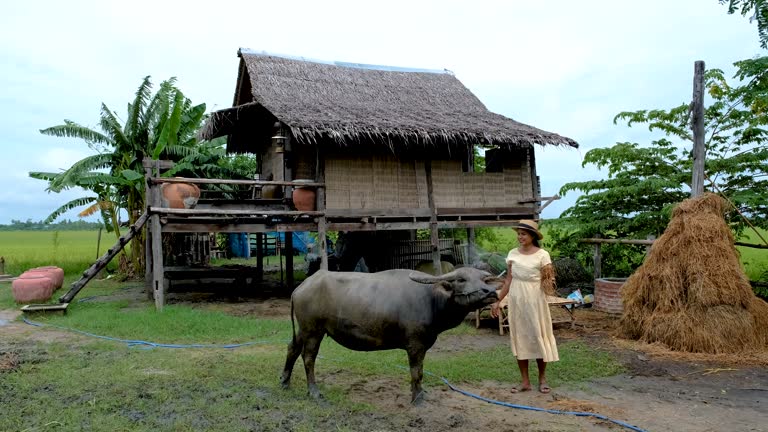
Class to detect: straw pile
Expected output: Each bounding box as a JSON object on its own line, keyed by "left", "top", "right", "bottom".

{"left": 618, "top": 193, "right": 768, "bottom": 353}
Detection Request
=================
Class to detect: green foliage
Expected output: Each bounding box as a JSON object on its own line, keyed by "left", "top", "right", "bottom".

{"left": 557, "top": 57, "right": 768, "bottom": 278}
{"left": 29, "top": 77, "right": 238, "bottom": 276}
{"left": 721, "top": 0, "right": 768, "bottom": 48}
{"left": 0, "top": 219, "right": 104, "bottom": 231}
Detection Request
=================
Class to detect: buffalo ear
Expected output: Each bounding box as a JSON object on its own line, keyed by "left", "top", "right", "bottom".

{"left": 483, "top": 276, "right": 504, "bottom": 289}
{"left": 432, "top": 281, "right": 452, "bottom": 298}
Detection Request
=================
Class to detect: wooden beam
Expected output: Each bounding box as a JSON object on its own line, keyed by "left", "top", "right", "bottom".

{"left": 59, "top": 212, "right": 149, "bottom": 304}
{"left": 285, "top": 232, "right": 294, "bottom": 289}
{"left": 425, "top": 160, "right": 442, "bottom": 275}
{"left": 538, "top": 195, "right": 560, "bottom": 212}
{"left": 316, "top": 148, "right": 328, "bottom": 271}
{"left": 735, "top": 241, "right": 768, "bottom": 249}
{"left": 691, "top": 60, "right": 706, "bottom": 197}
{"left": 149, "top": 207, "right": 324, "bottom": 217}
{"left": 149, "top": 163, "right": 165, "bottom": 311}
{"left": 142, "top": 158, "right": 175, "bottom": 170}
{"left": 436, "top": 207, "right": 533, "bottom": 216}
{"left": 162, "top": 222, "right": 316, "bottom": 233}
{"left": 593, "top": 234, "right": 602, "bottom": 280}
{"left": 151, "top": 177, "right": 324, "bottom": 188}
{"left": 324, "top": 208, "right": 432, "bottom": 218}
{"left": 580, "top": 238, "right": 654, "bottom": 245}
{"left": 144, "top": 165, "right": 154, "bottom": 300}
{"left": 255, "top": 233, "right": 264, "bottom": 281}
{"left": 466, "top": 227, "right": 476, "bottom": 264}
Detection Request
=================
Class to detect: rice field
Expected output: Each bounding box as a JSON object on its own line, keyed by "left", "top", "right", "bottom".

{"left": 0, "top": 230, "right": 124, "bottom": 277}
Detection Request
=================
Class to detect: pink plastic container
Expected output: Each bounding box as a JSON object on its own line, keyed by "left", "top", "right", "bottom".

{"left": 30, "top": 266, "right": 65, "bottom": 290}
{"left": 12, "top": 274, "right": 55, "bottom": 304}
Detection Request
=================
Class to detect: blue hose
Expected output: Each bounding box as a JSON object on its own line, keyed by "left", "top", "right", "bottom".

{"left": 21, "top": 316, "right": 283, "bottom": 349}
{"left": 430, "top": 372, "right": 647, "bottom": 432}
{"left": 22, "top": 318, "right": 647, "bottom": 431}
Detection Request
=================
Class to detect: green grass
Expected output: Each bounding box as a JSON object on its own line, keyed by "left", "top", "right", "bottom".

{"left": 737, "top": 228, "right": 768, "bottom": 281}
{"left": 1, "top": 313, "right": 623, "bottom": 431}
{"left": 0, "top": 230, "right": 119, "bottom": 277}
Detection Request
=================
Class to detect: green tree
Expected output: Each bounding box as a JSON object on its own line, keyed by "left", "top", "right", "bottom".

{"left": 30, "top": 77, "right": 208, "bottom": 275}
{"left": 722, "top": 0, "right": 768, "bottom": 48}
{"left": 555, "top": 57, "right": 768, "bottom": 276}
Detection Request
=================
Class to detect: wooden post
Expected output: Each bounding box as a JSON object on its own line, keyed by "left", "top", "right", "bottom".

{"left": 691, "top": 60, "right": 706, "bottom": 197}
{"left": 425, "top": 160, "right": 441, "bottom": 275}
{"left": 593, "top": 234, "right": 602, "bottom": 280}
{"left": 151, "top": 162, "right": 165, "bottom": 310}
{"left": 316, "top": 147, "right": 328, "bottom": 270}
{"left": 528, "top": 146, "right": 540, "bottom": 215}
{"left": 144, "top": 166, "right": 154, "bottom": 300}
{"left": 466, "top": 228, "right": 476, "bottom": 265}
{"left": 646, "top": 234, "right": 656, "bottom": 256}
{"left": 256, "top": 233, "right": 264, "bottom": 281}
{"left": 285, "top": 232, "right": 294, "bottom": 289}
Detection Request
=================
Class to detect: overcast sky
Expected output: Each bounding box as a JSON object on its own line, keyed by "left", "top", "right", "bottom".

{"left": 0, "top": 0, "right": 762, "bottom": 224}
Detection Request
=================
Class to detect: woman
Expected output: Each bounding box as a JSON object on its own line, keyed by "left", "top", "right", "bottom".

{"left": 491, "top": 220, "right": 558, "bottom": 394}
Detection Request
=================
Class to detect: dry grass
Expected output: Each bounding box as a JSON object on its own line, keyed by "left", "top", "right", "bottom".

{"left": 0, "top": 351, "right": 19, "bottom": 372}
{"left": 619, "top": 194, "right": 768, "bottom": 353}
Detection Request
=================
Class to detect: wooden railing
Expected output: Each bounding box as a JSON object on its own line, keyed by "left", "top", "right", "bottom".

{"left": 580, "top": 236, "right": 767, "bottom": 280}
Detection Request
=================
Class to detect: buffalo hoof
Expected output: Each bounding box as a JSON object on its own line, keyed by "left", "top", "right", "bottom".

{"left": 308, "top": 385, "right": 323, "bottom": 400}
{"left": 410, "top": 390, "right": 426, "bottom": 406}
{"left": 280, "top": 380, "right": 290, "bottom": 390}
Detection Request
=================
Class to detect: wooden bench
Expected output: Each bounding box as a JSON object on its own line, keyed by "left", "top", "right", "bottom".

{"left": 475, "top": 295, "right": 580, "bottom": 335}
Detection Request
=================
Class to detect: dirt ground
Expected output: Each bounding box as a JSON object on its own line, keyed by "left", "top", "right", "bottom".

{"left": 2, "top": 287, "right": 768, "bottom": 432}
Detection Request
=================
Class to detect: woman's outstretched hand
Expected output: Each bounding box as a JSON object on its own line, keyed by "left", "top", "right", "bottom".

{"left": 490, "top": 302, "right": 501, "bottom": 318}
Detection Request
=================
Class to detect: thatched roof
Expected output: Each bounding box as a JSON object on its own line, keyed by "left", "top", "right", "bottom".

{"left": 200, "top": 49, "right": 578, "bottom": 149}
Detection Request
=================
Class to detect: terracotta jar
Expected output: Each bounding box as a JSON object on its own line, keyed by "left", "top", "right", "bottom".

{"left": 12, "top": 274, "right": 54, "bottom": 304}
{"left": 292, "top": 182, "right": 316, "bottom": 211}
{"left": 160, "top": 182, "right": 201, "bottom": 209}
{"left": 29, "top": 266, "right": 64, "bottom": 290}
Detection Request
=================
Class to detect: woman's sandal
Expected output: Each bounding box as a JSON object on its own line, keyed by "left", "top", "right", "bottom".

{"left": 539, "top": 384, "right": 551, "bottom": 394}
{"left": 510, "top": 385, "right": 532, "bottom": 393}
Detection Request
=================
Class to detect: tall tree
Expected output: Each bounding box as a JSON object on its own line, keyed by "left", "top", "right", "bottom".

{"left": 30, "top": 77, "right": 208, "bottom": 274}
{"left": 722, "top": 0, "right": 768, "bottom": 48}
{"left": 555, "top": 57, "right": 768, "bottom": 277}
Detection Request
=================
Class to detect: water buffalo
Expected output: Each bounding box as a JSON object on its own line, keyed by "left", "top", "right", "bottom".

{"left": 280, "top": 267, "right": 500, "bottom": 403}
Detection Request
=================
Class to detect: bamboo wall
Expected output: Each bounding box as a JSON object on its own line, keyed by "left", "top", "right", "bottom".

{"left": 324, "top": 152, "right": 535, "bottom": 210}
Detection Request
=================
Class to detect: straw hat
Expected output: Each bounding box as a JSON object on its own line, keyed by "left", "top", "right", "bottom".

{"left": 516, "top": 219, "right": 543, "bottom": 240}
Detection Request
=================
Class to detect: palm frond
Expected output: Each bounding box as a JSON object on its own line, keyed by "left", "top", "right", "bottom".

{"left": 43, "top": 196, "right": 99, "bottom": 223}
{"left": 126, "top": 76, "right": 153, "bottom": 140}
{"left": 46, "top": 153, "right": 113, "bottom": 192}
{"left": 40, "top": 120, "right": 112, "bottom": 145}
{"left": 100, "top": 103, "right": 130, "bottom": 150}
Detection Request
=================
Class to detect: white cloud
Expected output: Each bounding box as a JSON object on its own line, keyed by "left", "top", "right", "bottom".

{"left": 0, "top": 0, "right": 763, "bottom": 223}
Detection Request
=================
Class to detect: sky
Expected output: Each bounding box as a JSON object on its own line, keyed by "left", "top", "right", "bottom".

{"left": 0, "top": 0, "right": 762, "bottom": 224}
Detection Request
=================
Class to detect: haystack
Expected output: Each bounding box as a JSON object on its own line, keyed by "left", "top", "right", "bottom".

{"left": 618, "top": 193, "right": 768, "bottom": 353}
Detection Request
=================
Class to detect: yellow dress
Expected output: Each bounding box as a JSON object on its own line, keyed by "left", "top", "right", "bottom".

{"left": 504, "top": 248, "right": 559, "bottom": 362}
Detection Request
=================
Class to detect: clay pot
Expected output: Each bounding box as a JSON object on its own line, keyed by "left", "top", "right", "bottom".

{"left": 12, "top": 275, "right": 54, "bottom": 304}
{"left": 161, "top": 182, "right": 201, "bottom": 209}
{"left": 292, "top": 185, "right": 316, "bottom": 211}
{"left": 261, "top": 185, "right": 282, "bottom": 199}
{"left": 30, "top": 266, "right": 64, "bottom": 290}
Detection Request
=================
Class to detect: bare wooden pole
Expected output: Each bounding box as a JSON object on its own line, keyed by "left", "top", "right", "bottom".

{"left": 316, "top": 147, "right": 328, "bottom": 271}
{"left": 691, "top": 60, "right": 706, "bottom": 197}
{"left": 60, "top": 213, "right": 149, "bottom": 303}
{"left": 592, "top": 234, "right": 602, "bottom": 280}
{"left": 425, "top": 160, "right": 442, "bottom": 275}
{"left": 466, "top": 228, "right": 476, "bottom": 265}
{"left": 151, "top": 161, "right": 165, "bottom": 310}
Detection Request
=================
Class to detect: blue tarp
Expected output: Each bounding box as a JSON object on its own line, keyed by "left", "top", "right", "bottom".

{"left": 228, "top": 233, "right": 251, "bottom": 258}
